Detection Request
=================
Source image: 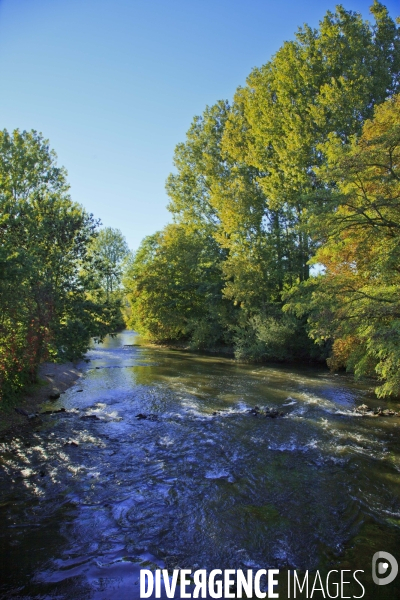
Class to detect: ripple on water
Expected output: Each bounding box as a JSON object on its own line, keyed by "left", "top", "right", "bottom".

{"left": 0, "top": 331, "right": 400, "bottom": 598}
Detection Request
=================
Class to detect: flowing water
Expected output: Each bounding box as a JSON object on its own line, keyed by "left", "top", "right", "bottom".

{"left": 0, "top": 330, "right": 399, "bottom": 599}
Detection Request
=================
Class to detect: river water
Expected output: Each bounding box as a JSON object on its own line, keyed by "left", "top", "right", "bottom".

{"left": 0, "top": 330, "right": 399, "bottom": 599}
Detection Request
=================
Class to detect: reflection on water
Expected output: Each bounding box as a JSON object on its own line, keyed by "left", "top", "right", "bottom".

{"left": 0, "top": 330, "right": 399, "bottom": 599}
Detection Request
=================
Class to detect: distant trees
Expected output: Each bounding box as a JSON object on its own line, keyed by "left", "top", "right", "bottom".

{"left": 88, "top": 227, "right": 129, "bottom": 299}
{"left": 124, "top": 224, "right": 234, "bottom": 349}
{"left": 0, "top": 130, "right": 126, "bottom": 402}
{"left": 125, "top": 2, "right": 400, "bottom": 396}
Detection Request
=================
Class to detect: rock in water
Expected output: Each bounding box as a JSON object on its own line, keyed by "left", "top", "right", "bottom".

{"left": 80, "top": 414, "right": 100, "bottom": 420}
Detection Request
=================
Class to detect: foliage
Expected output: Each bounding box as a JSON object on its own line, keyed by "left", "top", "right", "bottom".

{"left": 217, "top": 0, "right": 400, "bottom": 298}
{"left": 0, "top": 130, "right": 124, "bottom": 402}
{"left": 126, "top": 2, "right": 400, "bottom": 394}
{"left": 286, "top": 94, "right": 400, "bottom": 396}
{"left": 124, "top": 225, "right": 234, "bottom": 349}
{"left": 88, "top": 227, "right": 129, "bottom": 298}
{"left": 86, "top": 226, "right": 130, "bottom": 330}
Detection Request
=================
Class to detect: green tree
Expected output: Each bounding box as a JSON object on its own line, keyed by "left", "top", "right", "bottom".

{"left": 0, "top": 129, "right": 121, "bottom": 401}
{"left": 124, "top": 224, "right": 233, "bottom": 349}
{"left": 126, "top": 2, "right": 400, "bottom": 372}
{"left": 214, "top": 1, "right": 399, "bottom": 360}
{"left": 220, "top": 1, "right": 400, "bottom": 290}
{"left": 88, "top": 227, "right": 129, "bottom": 299}
{"left": 286, "top": 94, "right": 400, "bottom": 397}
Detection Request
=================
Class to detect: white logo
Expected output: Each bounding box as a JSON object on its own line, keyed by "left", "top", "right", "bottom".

{"left": 372, "top": 551, "right": 398, "bottom": 586}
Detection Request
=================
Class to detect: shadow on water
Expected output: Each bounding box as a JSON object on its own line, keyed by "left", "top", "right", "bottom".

{"left": 0, "top": 330, "right": 399, "bottom": 599}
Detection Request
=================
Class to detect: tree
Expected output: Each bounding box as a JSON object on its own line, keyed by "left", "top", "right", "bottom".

{"left": 126, "top": 2, "right": 400, "bottom": 376}
{"left": 88, "top": 227, "right": 129, "bottom": 299}
{"left": 0, "top": 129, "right": 122, "bottom": 401}
{"left": 286, "top": 94, "right": 400, "bottom": 396}
{"left": 219, "top": 1, "right": 400, "bottom": 292}
{"left": 124, "top": 224, "right": 233, "bottom": 349}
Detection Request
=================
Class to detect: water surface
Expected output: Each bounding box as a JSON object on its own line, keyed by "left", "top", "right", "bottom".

{"left": 0, "top": 331, "right": 399, "bottom": 598}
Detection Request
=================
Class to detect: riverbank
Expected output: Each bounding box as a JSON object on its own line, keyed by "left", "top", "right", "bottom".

{"left": 0, "top": 361, "right": 82, "bottom": 435}
{"left": 145, "top": 339, "right": 334, "bottom": 367}
{"left": 146, "top": 340, "right": 235, "bottom": 357}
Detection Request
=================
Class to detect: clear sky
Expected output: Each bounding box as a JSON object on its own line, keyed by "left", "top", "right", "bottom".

{"left": 0, "top": 0, "right": 398, "bottom": 251}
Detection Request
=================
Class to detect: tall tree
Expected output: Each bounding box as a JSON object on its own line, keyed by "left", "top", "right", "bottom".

{"left": 220, "top": 1, "right": 400, "bottom": 290}
{"left": 0, "top": 130, "right": 121, "bottom": 401}
{"left": 213, "top": 1, "right": 400, "bottom": 359}
{"left": 88, "top": 227, "right": 129, "bottom": 299}
{"left": 286, "top": 94, "right": 400, "bottom": 397}
{"left": 127, "top": 2, "right": 400, "bottom": 373}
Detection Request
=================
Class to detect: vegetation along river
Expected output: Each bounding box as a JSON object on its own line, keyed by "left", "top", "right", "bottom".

{"left": 0, "top": 330, "right": 400, "bottom": 599}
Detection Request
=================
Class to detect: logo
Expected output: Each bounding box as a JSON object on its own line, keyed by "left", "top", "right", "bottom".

{"left": 372, "top": 551, "right": 398, "bottom": 586}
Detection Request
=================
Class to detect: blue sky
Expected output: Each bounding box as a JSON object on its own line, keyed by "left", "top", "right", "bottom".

{"left": 0, "top": 0, "right": 398, "bottom": 251}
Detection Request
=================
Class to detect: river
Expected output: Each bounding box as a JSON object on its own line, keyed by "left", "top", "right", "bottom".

{"left": 0, "top": 330, "right": 399, "bottom": 599}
